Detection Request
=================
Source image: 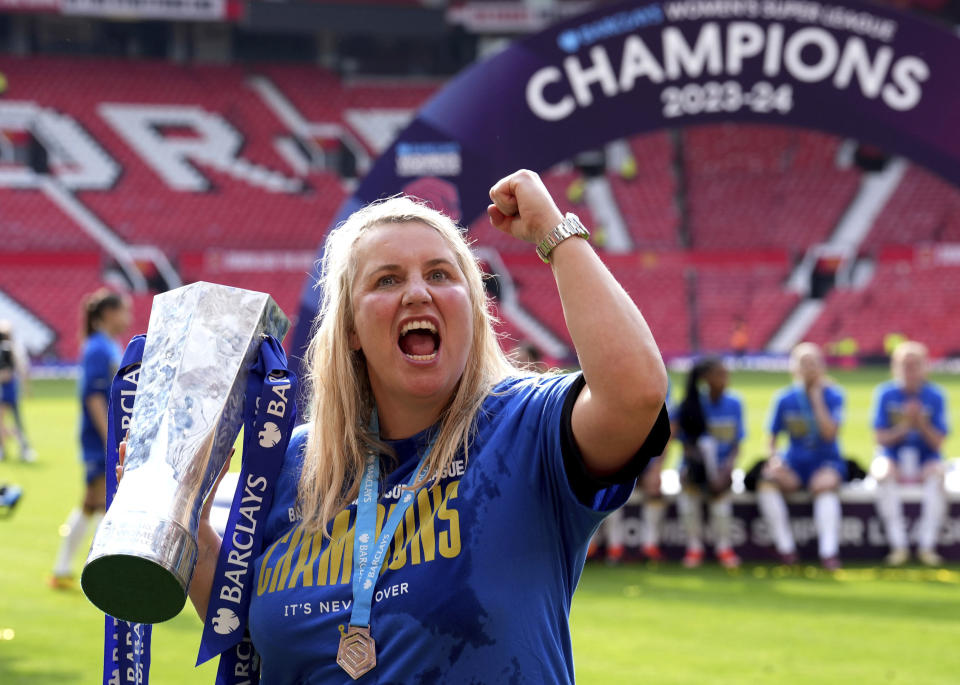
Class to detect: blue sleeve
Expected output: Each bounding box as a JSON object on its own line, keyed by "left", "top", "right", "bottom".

{"left": 518, "top": 373, "right": 667, "bottom": 524}
{"left": 82, "top": 343, "right": 112, "bottom": 400}
{"left": 872, "top": 386, "right": 890, "bottom": 430}
{"left": 932, "top": 388, "right": 949, "bottom": 435}
{"left": 827, "top": 387, "right": 845, "bottom": 425}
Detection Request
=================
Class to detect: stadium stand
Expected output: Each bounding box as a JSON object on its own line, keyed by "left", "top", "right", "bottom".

{"left": 866, "top": 164, "right": 960, "bottom": 246}
{"left": 0, "top": 56, "right": 346, "bottom": 255}
{"left": 3, "top": 52, "right": 959, "bottom": 361}
{"left": 694, "top": 260, "right": 799, "bottom": 353}
{"left": 683, "top": 124, "right": 861, "bottom": 254}
{"left": 0, "top": 189, "right": 99, "bottom": 251}
{"left": 502, "top": 253, "right": 691, "bottom": 356}
{"left": 0, "top": 252, "right": 103, "bottom": 360}
{"left": 806, "top": 259, "right": 960, "bottom": 357}
{"left": 608, "top": 132, "right": 681, "bottom": 250}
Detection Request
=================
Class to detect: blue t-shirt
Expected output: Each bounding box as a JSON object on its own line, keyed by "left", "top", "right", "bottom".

{"left": 79, "top": 331, "right": 121, "bottom": 460}
{"left": 248, "top": 373, "right": 642, "bottom": 684}
{"left": 673, "top": 391, "right": 745, "bottom": 464}
{"left": 769, "top": 384, "right": 844, "bottom": 467}
{"left": 872, "top": 381, "right": 949, "bottom": 462}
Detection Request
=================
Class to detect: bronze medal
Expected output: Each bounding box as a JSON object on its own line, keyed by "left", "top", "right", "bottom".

{"left": 337, "top": 624, "right": 377, "bottom": 680}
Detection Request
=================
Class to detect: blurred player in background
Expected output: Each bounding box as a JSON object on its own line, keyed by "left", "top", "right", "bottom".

{"left": 0, "top": 320, "right": 35, "bottom": 461}
{"left": 639, "top": 383, "right": 670, "bottom": 561}
{"left": 50, "top": 290, "right": 130, "bottom": 587}
{"left": 674, "top": 358, "right": 744, "bottom": 568}
{"left": 759, "top": 343, "right": 846, "bottom": 569}
{"left": 588, "top": 386, "right": 670, "bottom": 564}
{"left": 872, "top": 341, "right": 949, "bottom": 566}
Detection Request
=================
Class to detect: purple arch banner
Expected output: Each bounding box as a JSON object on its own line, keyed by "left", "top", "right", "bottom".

{"left": 292, "top": 0, "right": 960, "bottom": 366}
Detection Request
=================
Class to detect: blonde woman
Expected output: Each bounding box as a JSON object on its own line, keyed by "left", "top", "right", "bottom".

{"left": 143, "top": 170, "right": 669, "bottom": 681}
{"left": 872, "top": 341, "right": 949, "bottom": 566}
{"left": 758, "top": 343, "right": 846, "bottom": 569}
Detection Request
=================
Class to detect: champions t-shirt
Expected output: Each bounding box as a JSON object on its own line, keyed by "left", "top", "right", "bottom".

{"left": 769, "top": 384, "right": 844, "bottom": 468}
{"left": 248, "top": 372, "right": 668, "bottom": 684}
{"left": 673, "top": 391, "right": 745, "bottom": 463}
{"left": 872, "top": 381, "right": 949, "bottom": 462}
{"left": 79, "top": 331, "right": 121, "bottom": 460}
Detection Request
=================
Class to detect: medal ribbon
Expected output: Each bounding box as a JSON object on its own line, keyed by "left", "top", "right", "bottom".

{"left": 103, "top": 334, "right": 151, "bottom": 685}
{"left": 348, "top": 412, "right": 432, "bottom": 629}
{"left": 197, "top": 336, "right": 298, "bottom": 685}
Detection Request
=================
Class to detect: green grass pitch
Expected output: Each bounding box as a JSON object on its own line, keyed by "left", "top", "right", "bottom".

{"left": 1, "top": 369, "right": 958, "bottom": 684}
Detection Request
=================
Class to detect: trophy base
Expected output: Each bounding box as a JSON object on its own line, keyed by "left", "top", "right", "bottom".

{"left": 81, "top": 517, "right": 198, "bottom": 624}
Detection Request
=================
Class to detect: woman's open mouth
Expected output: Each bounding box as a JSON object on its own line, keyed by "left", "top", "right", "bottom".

{"left": 398, "top": 319, "right": 441, "bottom": 362}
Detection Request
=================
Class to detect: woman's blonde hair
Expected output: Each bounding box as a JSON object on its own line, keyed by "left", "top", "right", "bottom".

{"left": 789, "top": 342, "right": 824, "bottom": 378}
{"left": 298, "top": 196, "right": 525, "bottom": 534}
{"left": 891, "top": 340, "right": 928, "bottom": 382}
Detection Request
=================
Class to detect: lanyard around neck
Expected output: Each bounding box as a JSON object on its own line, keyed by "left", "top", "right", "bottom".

{"left": 348, "top": 409, "right": 433, "bottom": 628}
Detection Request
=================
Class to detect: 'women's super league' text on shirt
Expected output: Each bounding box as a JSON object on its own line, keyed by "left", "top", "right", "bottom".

{"left": 79, "top": 331, "right": 121, "bottom": 483}
{"left": 248, "top": 373, "right": 669, "bottom": 684}
{"left": 769, "top": 384, "right": 846, "bottom": 484}
{"left": 872, "top": 381, "right": 949, "bottom": 465}
{"left": 673, "top": 391, "right": 745, "bottom": 464}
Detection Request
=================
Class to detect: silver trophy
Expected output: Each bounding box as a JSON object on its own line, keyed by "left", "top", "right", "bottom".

{"left": 81, "top": 282, "right": 289, "bottom": 624}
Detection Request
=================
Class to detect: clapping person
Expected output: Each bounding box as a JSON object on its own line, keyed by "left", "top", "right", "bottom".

{"left": 872, "top": 341, "right": 949, "bottom": 566}
{"left": 758, "top": 343, "right": 846, "bottom": 569}
{"left": 674, "top": 358, "right": 744, "bottom": 569}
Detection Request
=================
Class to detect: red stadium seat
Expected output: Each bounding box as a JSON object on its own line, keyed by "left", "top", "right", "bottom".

{"left": 868, "top": 164, "right": 960, "bottom": 246}
{"left": 683, "top": 124, "right": 861, "bottom": 254}
{"left": 807, "top": 261, "right": 960, "bottom": 356}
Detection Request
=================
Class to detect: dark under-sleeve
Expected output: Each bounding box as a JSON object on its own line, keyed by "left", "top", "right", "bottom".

{"left": 560, "top": 373, "right": 672, "bottom": 506}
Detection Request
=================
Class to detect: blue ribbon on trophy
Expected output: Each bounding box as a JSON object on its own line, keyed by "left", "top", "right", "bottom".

{"left": 197, "top": 336, "right": 298, "bottom": 684}
{"left": 83, "top": 283, "right": 295, "bottom": 685}
{"left": 103, "top": 334, "right": 150, "bottom": 685}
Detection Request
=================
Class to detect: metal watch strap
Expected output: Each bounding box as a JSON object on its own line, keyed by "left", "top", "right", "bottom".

{"left": 536, "top": 213, "right": 590, "bottom": 263}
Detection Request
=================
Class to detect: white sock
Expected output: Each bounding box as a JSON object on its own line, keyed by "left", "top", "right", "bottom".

{"left": 604, "top": 508, "right": 625, "bottom": 549}
{"left": 642, "top": 499, "right": 665, "bottom": 548}
{"left": 876, "top": 478, "right": 908, "bottom": 551}
{"left": 678, "top": 491, "right": 704, "bottom": 552}
{"left": 53, "top": 508, "right": 90, "bottom": 577}
{"left": 711, "top": 495, "right": 734, "bottom": 551}
{"left": 918, "top": 475, "right": 945, "bottom": 552}
{"left": 758, "top": 486, "right": 795, "bottom": 554}
{"left": 814, "top": 491, "right": 841, "bottom": 559}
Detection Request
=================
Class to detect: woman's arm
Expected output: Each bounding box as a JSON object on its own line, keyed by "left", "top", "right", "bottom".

{"left": 85, "top": 394, "right": 110, "bottom": 444}
{"left": 188, "top": 520, "right": 223, "bottom": 620}
{"left": 875, "top": 423, "right": 911, "bottom": 447}
{"left": 910, "top": 401, "right": 945, "bottom": 452}
{"left": 488, "top": 170, "right": 668, "bottom": 477}
{"left": 807, "top": 383, "right": 839, "bottom": 442}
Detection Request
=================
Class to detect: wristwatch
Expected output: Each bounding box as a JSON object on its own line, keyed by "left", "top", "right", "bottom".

{"left": 536, "top": 213, "right": 590, "bottom": 263}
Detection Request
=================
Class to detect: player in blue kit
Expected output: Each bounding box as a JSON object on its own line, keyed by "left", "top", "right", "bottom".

{"left": 871, "top": 341, "right": 949, "bottom": 567}
{"left": 674, "top": 358, "right": 744, "bottom": 569}
{"left": 758, "top": 343, "right": 846, "bottom": 569}
{"left": 158, "top": 170, "right": 669, "bottom": 682}
{"left": 0, "top": 320, "right": 35, "bottom": 462}
{"left": 51, "top": 290, "right": 130, "bottom": 587}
